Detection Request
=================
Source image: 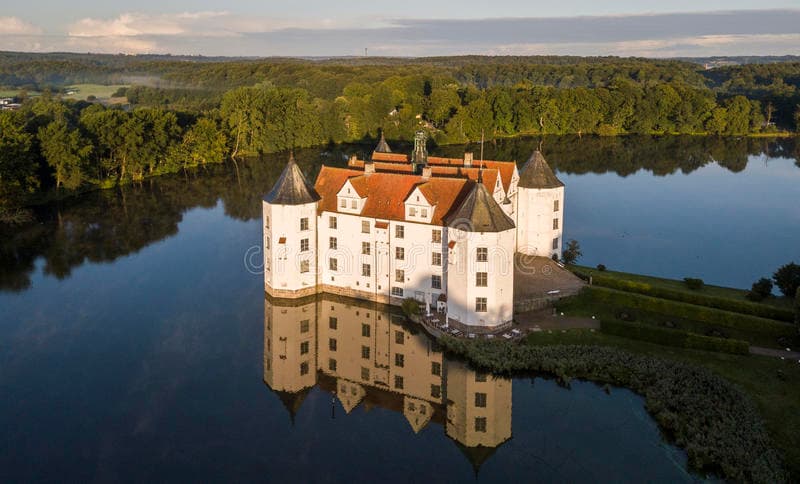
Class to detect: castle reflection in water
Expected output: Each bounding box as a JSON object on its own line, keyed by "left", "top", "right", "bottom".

{"left": 264, "top": 294, "right": 512, "bottom": 465}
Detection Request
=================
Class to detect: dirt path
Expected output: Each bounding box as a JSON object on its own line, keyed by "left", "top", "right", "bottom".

{"left": 750, "top": 346, "right": 800, "bottom": 361}
{"left": 515, "top": 308, "right": 599, "bottom": 332}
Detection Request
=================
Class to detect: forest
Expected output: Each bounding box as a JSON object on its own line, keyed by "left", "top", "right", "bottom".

{"left": 1, "top": 53, "right": 800, "bottom": 217}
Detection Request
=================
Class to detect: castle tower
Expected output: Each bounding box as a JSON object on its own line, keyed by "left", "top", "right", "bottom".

{"left": 410, "top": 130, "right": 428, "bottom": 174}
{"left": 263, "top": 155, "right": 321, "bottom": 298}
{"left": 445, "top": 180, "right": 516, "bottom": 329}
{"left": 515, "top": 151, "right": 565, "bottom": 258}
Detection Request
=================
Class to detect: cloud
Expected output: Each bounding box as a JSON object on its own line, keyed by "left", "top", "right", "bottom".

{"left": 9, "top": 9, "right": 800, "bottom": 56}
{"left": 0, "top": 16, "right": 42, "bottom": 35}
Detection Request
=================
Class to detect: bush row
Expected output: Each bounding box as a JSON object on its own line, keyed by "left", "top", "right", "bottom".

{"left": 600, "top": 319, "right": 750, "bottom": 355}
{"left": 437, "top": 337, "right": 786, "bottom": 483}
{"left": 582, "top": 286, "right": 796, "bottom": 337}
{"left": 575, "top": 270, "right": 794, "bottom": 322}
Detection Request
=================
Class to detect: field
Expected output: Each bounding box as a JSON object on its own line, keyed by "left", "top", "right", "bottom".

{"left": 63, "top": 84, "right": 128, "bottom": 100}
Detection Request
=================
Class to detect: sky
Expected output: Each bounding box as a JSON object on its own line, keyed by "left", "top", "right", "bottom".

{"left": 1, "top": 1, "right": 799, "bottom": 57}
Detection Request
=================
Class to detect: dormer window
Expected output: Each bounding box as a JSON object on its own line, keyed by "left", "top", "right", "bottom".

{"left": 351, "top": 200, "right": 357, "bottom": 209}
{"left": 409, "top": 207, "right": 417, "bottom": 217}
{"left": 340, "top": 199, "right": 347, "bottom": 208}
{"left": 421, "top": 208, "right": 428, "bottom": 218}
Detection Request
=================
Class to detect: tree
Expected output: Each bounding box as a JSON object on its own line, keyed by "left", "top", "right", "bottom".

{"left": 0, "top": 111, "right": 38, "bottom": 205}
{"left": 773, "top": 262, "right": 800, "bottom": 298}
{"left": 180, "top": 118, "right": 228, "bottom": 166}
{"left": 38, "top": 118, "right": 93, "bottom": 189}
{"left": 561, "top": 239, "right": 582, "bottom": 264}
{"left": 795, "top": 287, "right": 800, "bottom": 325}
{"left": 746, "top": 277, "right": 773, "bottom": 301}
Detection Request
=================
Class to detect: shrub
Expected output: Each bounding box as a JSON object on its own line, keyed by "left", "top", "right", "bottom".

{"left": 582, "top": 273, "right": 794, "bottom": 322}
{"left": 773, "top": 262, "right": 800, "bottom": 298}
{"left": 600, "top": 319, "right": 749, "bottom": 355}
{"left": 580, "top": 287, "right": 796, "bottom": 337}
{"left": 597, "top": 264, "right": 607, "bottom": 271}
{"left": 437, "top": 338, "right": 786, "bottom": 482}
{"left": 746, "top": 277, "right": 773, "bottom": 302}
{"left": 401, "top": 298, "right": 420, "bottom": 318}
{"left": 683, "top": 277, "right": 704, "bottom": 290}
{"left": 562, "top": 239, "right": 582, "bottom": 264}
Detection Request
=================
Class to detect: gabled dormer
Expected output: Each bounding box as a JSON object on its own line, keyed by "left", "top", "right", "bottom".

{"left": 508, "top": 165, "right": 520, "bottom": 197}
{"left": 336, "top": 178, "right": 366, "bottom": 214}
{"left": 404, "top": 186, "right": 434, "bottom": 224}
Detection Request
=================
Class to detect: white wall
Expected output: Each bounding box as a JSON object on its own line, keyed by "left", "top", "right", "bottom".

{"left": 263, "top": 201, "right": 319, "bottom": 293}
{"left": 515, "top": 186, "right": 564, "bottom": 258}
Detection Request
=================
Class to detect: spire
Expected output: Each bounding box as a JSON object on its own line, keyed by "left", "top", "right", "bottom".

{"left": 274, "top": 388, "right": 311, "bottom": 426}
{"left": 411, "top": 130, "right": 428, "bottom": 174}
{"left": 518, "top": 150, "right": 564, "bottom": 189}
{"left": 374, "top": 130, "right": 392, "bottom": 153}
{"left": 263, "top": 155, "right": 321, "bottom": 205}
{"left": 445, "top": 180, "right": 515, "bottom": 233}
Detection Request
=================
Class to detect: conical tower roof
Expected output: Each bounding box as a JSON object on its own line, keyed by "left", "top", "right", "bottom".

{"left": 274, "top": 387, "right": 311, "bottom": 425}
{"left": 374, "top": 131, "right": 392, "bottom": 153}
{"left": 263, "top": 155, "right": 321, "bottom": 205}
{"left": 518, "top": 150, "right": 564, "bottom": 189}
{"left": 445, "top": 180, "right": 515, "bottom": 232}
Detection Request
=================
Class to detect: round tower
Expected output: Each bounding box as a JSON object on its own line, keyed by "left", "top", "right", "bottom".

{"left": 515, "top": 151, "right": 565, "bottom": 258}
{"left": 263, "top": 155, "right": 321, "bottom": 298}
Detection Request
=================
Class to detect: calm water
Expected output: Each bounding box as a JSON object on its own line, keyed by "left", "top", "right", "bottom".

{"left": 1, "top": 135, "right": 798, "bottom": 481}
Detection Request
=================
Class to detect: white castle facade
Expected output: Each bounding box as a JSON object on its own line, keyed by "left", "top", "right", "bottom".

{"left": 263, "top": 132, "right": 565, "bottom": 331}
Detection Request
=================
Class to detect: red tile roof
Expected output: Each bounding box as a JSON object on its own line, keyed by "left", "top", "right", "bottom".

{"left": 314, "top": 166, "right": 473, "bottom": 226}
{"left": 348, "top": 158, "right": 502, "bottom": 194}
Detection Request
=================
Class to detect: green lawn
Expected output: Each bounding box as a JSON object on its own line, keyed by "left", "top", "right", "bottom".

{"left": 571, "top": 264, "right": 793, "bottom": 309}
{"left": 0, "top": 89, "right": 41, "bottom": 98}
{"left": 524, "top": 328, "right": 800, "bottom": 479}
{"left": 63, "top": 84, "right": 128, "bottom": 100}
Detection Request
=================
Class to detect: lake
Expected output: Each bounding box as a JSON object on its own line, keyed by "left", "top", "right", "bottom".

{"left": 1, "top": 135, "right": 798, "bottom": 481}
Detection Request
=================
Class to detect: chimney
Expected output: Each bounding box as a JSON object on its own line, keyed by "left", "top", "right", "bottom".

{"left": 365, "top": 161, "right": 376, "bottom": 175}
{"left": 422, "top": 166, "right": 432, "bottom": 180}
{"left": 348, "top": 154, "right": 358, "bottom": 166}
{"left": 464, "top": 152, "right": 473, "bottom": 167}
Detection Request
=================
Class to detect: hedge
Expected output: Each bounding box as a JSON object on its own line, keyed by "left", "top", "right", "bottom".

{"left": 438, "top": 338, "right": 787, "bottom": 482}
{"left": 575, "top": 271, "right": 795, "bottom": 322}
{"left": 600, "top": 319, "right": 750, "bottom": 355}
{"left": 582, "top": 286, "right": 796, "bottom": 337}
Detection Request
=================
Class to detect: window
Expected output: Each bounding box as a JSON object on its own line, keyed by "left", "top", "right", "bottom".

{"left": 300, "top": 239, "right": 309, "bottom": 252}
{"left": 361, "top": 220, "right": 370, "bottom": 233}
{"left": 329, "top": 258, "right": 337, "bottom": 271}
{"left": 340, "top": 198, "right": 346, "bottom": 208}
{"left": 476, "top": 272, "right": 488, "bottom": 287}
{"left": 431, "top": 252, "right": 442, "bottom": 266}
{"left": 395, "top": 331, "right": 404, "bottom": 344}
{"left": 362, "top": 324, "right": 371, "bottom": 337}
{"left": 475, "top": 392, "right": 487, "bottom": 408}
{"left": 552, "top": 237, "right": 559, "bottom": 250}
{"left": 351, "top": 199, "right": 357, "bottom": 209}
{"left": 395, "top": 270, "right": 404, "bottom": 283}
{"left": 475, "top": 372, "right": 487, "bottom": 382}
{"left": 394, "top": 353, "right": 405, "bottom": 367}
{"left": 266, "top": 238, "right": 270, "bottom": 249}
{"left": 475, "top": 297, "right": 487, "bottom": 312}
{"left": 395, "top": 247, "right": 404, "bottom": 260}
{"left": 300, "top": 260, "right": 310, "bottom": 273}
{"left": 329, "top": 216, "right": 337, "bottom": 229}
{"left": 329, "top": 338, "right": 337, "bottom": 351}
{"left": 431, "top": 384, "right": 441, "bottom": 398}
{"left": 395, "top": 225, "right": 404, "bottom": 239}
{"left": 300, "top": 362, "right": 309, "bottom": 375}
{"left": 361, "top": 242, "right": 371, "bottom": 255}
{"left": 265, "top": 216, "right": 270, "bottom": 229}
{"left": 300, "top": 341, "right": 309, "bottom": 355}
{"left": 329, "top": 317, "right": 338, "bottom": 330}
{"left": 329, "top": 358, "right": 337, "bottom": 371}
{"left": 421, "top": 208, "right": 428, "bottom": 218}
{"left": 553, "top": 218, "right": 559, "bottom": 230}
{"left": 329, "top": 237, "right": 337, "bottom": 249}
{"left": 361, "top": 367, "right": 370, "bottom": 381}
{"left": 474, "top": 417, "right": 487, "bottom": 433}
{"left": 300, "top": 218, "right": 309, "bottom": 231}
{"left": 432, "top": 229, "right": 441, "bottom": 243}
{"left": 394, "top": 375, "right": 404, "bottom": 389}
{"left": 300, "top": 319, "right": 309, "bottom": 333}
{"left": 362, "top": 264, "right": 371, "bottom": 277}
{"left": 431, "top": 361, "right": 441, "bottom": 376}
{"left": 391, "top": 287, "right": 404, "bottom": 297}
{"left": 361, "top": 345, "right": 370, "bottom": 359}
{"left": 408, "top": 207, "right": 417, "bottom": 217}
{"left": 554, "top": 199, "right": 560, "bottom": 212}
{"left": 431, "top": 275, "right": 442, "bottom": 289}
{"left": 476, "top": 247, "right": 488, "bottom": 262}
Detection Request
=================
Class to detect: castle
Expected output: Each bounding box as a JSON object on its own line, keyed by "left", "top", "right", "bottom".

{"left": 263, "top": 132, "right": 565, "bottom": 331}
